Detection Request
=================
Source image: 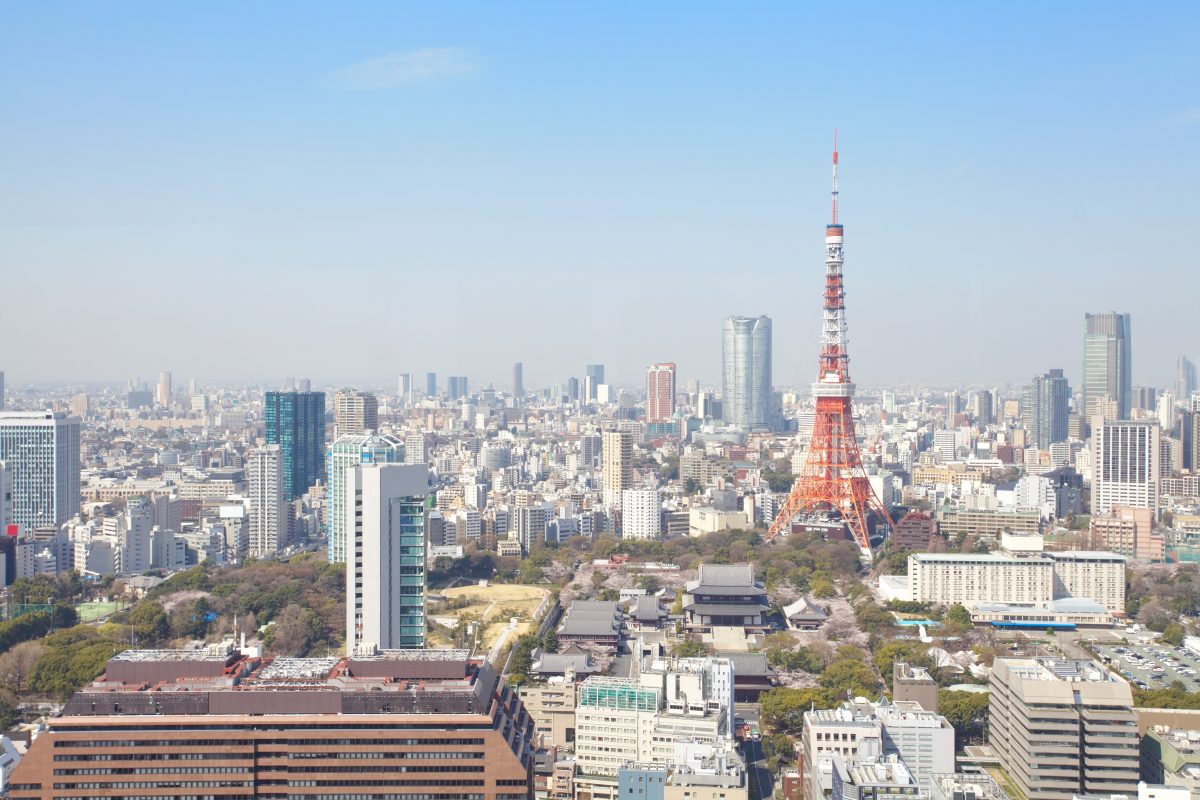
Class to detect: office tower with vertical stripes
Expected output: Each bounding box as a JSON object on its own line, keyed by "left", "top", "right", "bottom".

{"left": 345, "top": 463, "right": 429, "bottom": 651}
{"left": 0, "top": 411, "right": 81, "bottom": 532}
{"left": 1083, "top": 312, "right": 1132, "bottom": 423}
{"left": 264, "top": 390, "right": 326, "bottom": 501}
{"left": 722, "top": 316, "right": 772, "bottom": 430}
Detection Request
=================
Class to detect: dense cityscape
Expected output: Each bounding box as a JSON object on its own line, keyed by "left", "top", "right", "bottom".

{"left": 3, "top": 4, "right": 1199, "bottom": 800}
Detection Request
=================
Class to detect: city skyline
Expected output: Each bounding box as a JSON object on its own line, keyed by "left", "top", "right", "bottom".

{"left": 2, "top": 3, "right": 1197, "bottom": 388}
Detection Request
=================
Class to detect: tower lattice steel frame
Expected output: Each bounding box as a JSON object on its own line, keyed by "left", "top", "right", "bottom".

{"left": 768, "top": 136, "right": 892, "bottom": 555}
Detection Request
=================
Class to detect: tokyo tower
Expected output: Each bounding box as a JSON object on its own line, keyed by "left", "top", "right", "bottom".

{"left": 768, "top": 136, "right": 892, "bottom": 556}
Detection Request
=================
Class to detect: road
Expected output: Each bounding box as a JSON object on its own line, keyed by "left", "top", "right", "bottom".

{"left": 736, "top": 705, "right": 772, "bottom": 800}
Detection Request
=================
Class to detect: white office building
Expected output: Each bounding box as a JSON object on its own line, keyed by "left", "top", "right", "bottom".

{"left": 345, "top": 463, "right": 429, "bottom": 652}
{"left": 326, "top": 433, "right": 404, "bottom": 564}
{"left": 0, "top": 411, "right": 81, "bottom": 532}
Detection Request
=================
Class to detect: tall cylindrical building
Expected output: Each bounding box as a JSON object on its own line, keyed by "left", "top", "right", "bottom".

{"left": 722, "top": 315, "right": 772, "bottom": 430}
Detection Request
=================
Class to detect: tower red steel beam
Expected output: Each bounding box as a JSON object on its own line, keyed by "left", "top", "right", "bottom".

{"left": 768, "top": 137, "right": 892, "bottom": 557}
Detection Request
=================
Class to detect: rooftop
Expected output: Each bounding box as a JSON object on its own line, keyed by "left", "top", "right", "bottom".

{"left": 63, "top": 647, "right": 500, "bottom": 717}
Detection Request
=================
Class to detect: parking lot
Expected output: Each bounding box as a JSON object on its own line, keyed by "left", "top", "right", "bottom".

{"left": 1091, "top": 640, "right": 1200, "bottom": 692}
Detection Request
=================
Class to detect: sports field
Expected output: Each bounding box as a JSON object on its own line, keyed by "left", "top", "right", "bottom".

{"left": 77, "top": 601, "right": 124, "bottom": 622}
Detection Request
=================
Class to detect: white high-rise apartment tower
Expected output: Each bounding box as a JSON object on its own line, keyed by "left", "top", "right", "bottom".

{"left": 621, "top": 489, "right": 661, "bottom": 540}
{"left": 1091, "top": 417, "right": 1160, "bottom": 517}
{"left": 247, "top": 445, "right": 287, "bottom": 558}
{"left": 0, "top": 411, "right": 81, "bottom": 532}
{"left": 345, "top": 464, "right": 429, "bottom": 652}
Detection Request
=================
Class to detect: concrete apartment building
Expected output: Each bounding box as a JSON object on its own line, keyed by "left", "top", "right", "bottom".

{"left": 602, "top": 430, "right": 633, "bottom": 508}
{"left": 989, "top": 658, "right": 1139, "bottom": 800}
{"left": 6, "top": 646, "right": 534, "bottom": 800}
{"left": 905, "top": 549, "right": 1126, "bottom": 613}
{"left": 801, "top": 699, "right": 954, "bottom": 800}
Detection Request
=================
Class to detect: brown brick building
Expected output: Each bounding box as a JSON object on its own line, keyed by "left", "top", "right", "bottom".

{"left": 8, "top": 645, "right": 533, "bottom": 800}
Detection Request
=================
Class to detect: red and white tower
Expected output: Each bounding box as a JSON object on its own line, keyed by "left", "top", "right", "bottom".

{"left": 768, "top": 136, "right": 892, "bottom": 556}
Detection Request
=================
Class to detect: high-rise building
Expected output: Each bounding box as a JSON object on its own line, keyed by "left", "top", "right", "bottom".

{"left": 326, "top": 433, "right": 404, "bottom": 563}
{"left": 156, "top": 371, "right": 172, "bottom": 406}
{"left": 646, "top": 363, "right": 677, "bottom": 423}
{"left": 1083, "top": 312, "right": 1132, "bottom": 423}
{"left": 722, "top": 315, "right": 772, "bottom": 430}
{"left": 567, "top": 376, "right": 580, "bottom": 402}
{"left": 1178, "top": 356, "right": 1198, "bottom": 404}
{"left": 333, "top": 389, "right": 379, "bottom": 436}
{"left": 345, "top": 463, "right": 429, "bottom": 651}
{"left": 264, "top": 390, "right": 326, "bottom": 501}
{"left": 0, "top": 411, "right": 81, "bottom": 532}
{"left": 1091, "top": 417, "right": 1160, "bottom": 517}
{"left": 1183, "top": 411, "right": 1200, "bottom": 472}
{"left": 585, "top": 364, "right": 605, "bottom": 401}
{"left": 1022, "top": 369, "right": 1070, "bottom": 449}
{"left": 5, "top": 648, "right": 534, "bottom": 800}
{"left": 247, "top": 445, "right": 286, "bottom": 558}
{"left": 447, "top": 375, "right": 469, "bottom": 400}
{"left": 621, "top": 489, "right": 661, "bottom": 540}
{"left": 0, "top": 370, "right": 5, "bottom": 409}
{"left": 602, "top": 430, "right": 633, "bottom": 508}
{"left": 513, "top": 362, "right": 524, "bottom": 398}
{"left": 989, "top": 657, "right": 1138, "bottom": 800}
{"left": 972, "top": 389, "right": 994, "bottom": 425}
{"left": 426, "top": 371, "right": 437, "bottom": 397}
{"left": 121, "top": 497, "right": 154, "bottom": 574}
{"left": 397, "top": 372, "right": 412, "bottom": 404}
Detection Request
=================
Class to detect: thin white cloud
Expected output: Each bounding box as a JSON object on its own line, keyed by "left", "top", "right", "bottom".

{"left": 324, "top": 47, "right": 480, "bottom": 90}
{"left": 1170, "top": 107, "right": 1200, "bottom": 125}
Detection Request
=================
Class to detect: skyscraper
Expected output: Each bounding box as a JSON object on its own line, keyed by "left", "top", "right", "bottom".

{"left": 326, "top": 433, "right": 404, "bottom": 563}
{"left": 397, "top": 373, "right": 412, "bottom": 404}
{"left": 0, "top": 411, "right": 81, "bottom": 532}
{"left": 156, "top": 371, "right": 172, "bottom": 406}
{"left": 264, "top": 390, "right": 326, "bottom": 501}
{"left": 585, "top": 364, "right": 605, "bottom": 401}
{"left": 345, "top": 463, "right": 429, "bottom": 651}
{"left": 247, "top": 445, "right": 287, "bottom": 558}
{"left": 1091, "top": 417, "right": 1159, "bottom": 517}
{"left": 333, "top": 390, "right": 379, "bottom": 437}
{"left": 513, "top": 362, "right": 524, "bottom": 399}
{"left": 621, "top": 489, "right": 661, "bottom": 540}
{"left": 1083, "top": 312, "right": 1132, "bottom": 423}
{"left": 447, "top": 376, "right": 469, "bottom": 400}
{"left": 425, "top": 372, "right": 437, "bottom": 397}
{"left": 722, "top": 315, "right": 772, "bottom": 430}
{"left": 645, "top": 363, "right": 677, "bottom": 423}
{"left": 1022, "top": 369, "right": 1070, "bottom": 449}
{"left": 0, "top": 370, "right": 5, "bottom": 409}
{"left": 602, "top": 430, "right": 632, "bottom": 508}
{"left": 1178, "top": 356, "right": 1198, "bottom": 403}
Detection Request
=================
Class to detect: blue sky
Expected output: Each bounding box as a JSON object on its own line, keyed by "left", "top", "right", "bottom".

{"left": 2, "top": 2, "right": 1196, "bottom": 392}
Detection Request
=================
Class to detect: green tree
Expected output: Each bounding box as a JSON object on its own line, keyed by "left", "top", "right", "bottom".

{"left": 264, "top": 604, "right": 321, "bottom": 657}
{"left": 943, "top": 604, "right": 972, "bottom": 627}
{"left": 127, "top": 601, "right": 169, "bottom": 644}
{"left": 1161, "top": 624, "right": 1186, "bottom": 646}
{"left": 873, "top": 641, "right": 934, "bottom": 688}
{"left": 939, "top": 690, "right": 990, "bottom": 748}
{"left": 760, "top": 687, "right": 838, "bottom": 735}
{"left": 810, "top": 576, "right": 836, "bottom": 599}
{"left": 819, "top": 658, "right": 880, "bottom": 698}
{"left": 672, "top": 639, "right": 708, "bottom": 658}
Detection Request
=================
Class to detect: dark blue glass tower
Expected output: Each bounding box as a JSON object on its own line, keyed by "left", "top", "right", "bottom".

{"left": 265, "top": 391, "right": 326, "bottom": 501}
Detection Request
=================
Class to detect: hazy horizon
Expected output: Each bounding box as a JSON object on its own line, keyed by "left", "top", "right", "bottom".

{"left": 3, "top": 2, "right": 1197, "bottom": 391}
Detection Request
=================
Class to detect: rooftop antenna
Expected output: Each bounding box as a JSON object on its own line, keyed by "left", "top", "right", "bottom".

{"left": 831, "top": 128, "right": 840, "bottom": 225}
